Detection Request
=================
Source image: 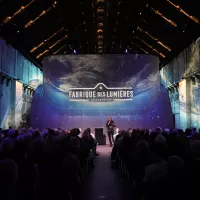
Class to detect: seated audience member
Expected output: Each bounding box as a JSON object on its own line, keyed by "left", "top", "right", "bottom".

{"left": 0, "top": 138, "right": 15, "bottom": 159}
{"left": 130, "top": 141, "right": 152, "bottom": 180}
{"left": 163, "top": 156, "right": 189, "bottom": 200}
{"left": 0, "top": 159, "right": 18, "bottom": 200}
{"left": 66, "top": 129, "right": 70, "bottom": 134}
{"left": 87, "top": 128, "right": 99, "bottom": 156}
{"left": 59, "top": 138, "right": 81, "bottom": 197}
{"left": 127, "top": 128, "right": 132, "bottom": 136}
{"left": 143, "top": 135, "right": 167, "bottom": 200}
{"left": 190, "top": 140, "right": 200, "bottom": 199}
{"left": 81, "top": 129, "right": 95, "bottom": 167}
{"left": 130, "top": 140, "right": 153, "bottom": 199}
{"left": 82, "top": 129, "right": 94, "bottom": 150}
{"left": 69, "top": 128, "right": 89, "bottom": 168}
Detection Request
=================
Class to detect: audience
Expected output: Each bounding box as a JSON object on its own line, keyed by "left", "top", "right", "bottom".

{"left": 112, "top": 127, "right": 200, "bottom": 200}
{"left": 1, "top": 125, "right": 200, "bottom": 200}
{"left": 0, "top": 127, "right": 97, "bottom": 200}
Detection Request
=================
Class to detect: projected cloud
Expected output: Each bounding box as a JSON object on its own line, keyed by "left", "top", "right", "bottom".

{"left": 30, "top": 54, "right": 173, "bottom": 129}
{"left": 44, "top": 55, "right": 159, "bottom": 96}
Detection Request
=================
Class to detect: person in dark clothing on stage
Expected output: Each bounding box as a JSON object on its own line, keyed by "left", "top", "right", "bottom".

{"left": 106, "top": 117, "right": 116, "bottom": 147}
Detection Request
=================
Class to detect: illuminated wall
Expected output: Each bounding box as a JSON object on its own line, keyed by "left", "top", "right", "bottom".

{"left": 161, "top": 37, "right": 200, "bottom": 130}
{"left": 0, "top": 39, "right": 43, "bottom": 129}
{"left": 30, "top": 54, "right": 173, "bottom": 130}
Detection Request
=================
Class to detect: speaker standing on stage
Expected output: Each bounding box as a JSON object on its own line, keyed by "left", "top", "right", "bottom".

{"left": 106, "top": 116, "right": 115, "bottom": 147}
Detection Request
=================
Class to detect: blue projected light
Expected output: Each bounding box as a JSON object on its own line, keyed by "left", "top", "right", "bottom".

{"left": 30, "top": 54, "right": 173, "bottom": 129}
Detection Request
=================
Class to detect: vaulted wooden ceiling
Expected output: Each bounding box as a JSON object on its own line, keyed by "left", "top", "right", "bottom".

{"left": 0, "top": 0, "right": 200, "bottom": 69}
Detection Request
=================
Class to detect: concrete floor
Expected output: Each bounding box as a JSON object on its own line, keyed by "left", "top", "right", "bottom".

{"left": 81, "top": 145, "right": 133, "bottom": 200}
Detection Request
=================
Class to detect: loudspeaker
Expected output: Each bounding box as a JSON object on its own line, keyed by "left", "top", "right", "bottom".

{"left": 95, "top": 128, "right": 106, "bottom": 145}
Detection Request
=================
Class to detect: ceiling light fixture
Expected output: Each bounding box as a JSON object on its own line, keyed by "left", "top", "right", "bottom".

{"left": 167, "top": 0, "right": 200, "bottom": 24}
{"left": 30, "top": 27, "right": 64, "bottom": 53}
{"left": 95, "top": 0, "right": 106, "bottom": 54}
{"left": 2, "top": 0, "right": 36, "bottom": 25}
{"left": 25, "top": 2, "right": 57, "bottom": 28}
{"left": 136, "top": 36, "right": 166, "bottom": 58}
{"left": 134, "top": 43, "right": 149, "bottom": 54}
{"left": 36, "top": 35, "right": 67, "bottom": 58}
{"left": 53, "top": 44, "right": 67, "bottom": 54}
{"left": 137, "top": 26, "right": 171, "bottom": 52}
{"left": 49, "top": 35, "right": 67, "bottom": 49}
{"left": 148, "top": 5, "right": 177, "bottom": 27}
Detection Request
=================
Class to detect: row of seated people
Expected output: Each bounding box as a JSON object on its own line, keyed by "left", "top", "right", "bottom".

{"left": 111, "top": 127, "right": 200, "bottom": 200}
{"left": 0, "top": 127, "right": 98, "bottom": 200}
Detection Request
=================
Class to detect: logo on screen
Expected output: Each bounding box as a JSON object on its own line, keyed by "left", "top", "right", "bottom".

{"left": 68, "top": 83, "right": 133, "bottom": 102}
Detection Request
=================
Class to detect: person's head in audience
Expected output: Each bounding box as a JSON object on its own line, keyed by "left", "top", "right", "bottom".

{"left": 136, "top": 140, "right": 149, "bottom": 155}
{"left": 29, "top": 138, "right": 45, "bottom": 161}
{"left": 14, "top": 130, "right": 19, "bottom": 137}
{"left": 121, "top": 130, "right": 129, "bottom": 137}
{"left": 156, "top": 127, "right": 162, "bottom": 134}
{"left": 21, "top": 127, "right": 27, "bottom": 134}
{"left": 172, "top": 128, "right": 178, "bottom": 136}
{"left": 127, "top": 128, "right": 132, "bottom": 135}
{"left": 164, "top": 128, "right": 170, "bottom": 135}
{"left": 32, "top": 130, "right": 41, "bottom": 139}
{"left": 185, "top": 128, "right": 191, "bottom": 137}
{"left": 178, "top": 129, "right": 184, "bottom": 136}
{"left": 144, "top": 129, "right": 149, "bottom": 135}
{"left": 167, "top": 156, "right": 185, "bottom": 179}
{"left": 7, "top": 129, "right": 15, "bottom": 138}
{"left": 155, "top": 134, "right": 166, "bottom": 144}
{"left": 45, "top": 134, "right": 56, "bottom": 147}
{"left": 154, "top": 134, "right": 167, "bottom": 158}
{"left": 66, "top": 129, "right": 70, "bottom": 134}
{"left": 115, "top": 128, "right": 120, "bottom": 134}
{"left": 192, "top": 127, "right": 196, "bottom": 132}
{"left": 191, "top": 140, "right": 200, "bottom": 156}
{"left": 69, "top": 129, "right": 81, "bottom": 148}
{"left": 70, "top": 128, "right": 80, "bottom": 136}
{"left": 82, "top": 129, "right": 90, "bottom": 139}
{"left": 87, "top": 128, "right": 91, "bottom": 134}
